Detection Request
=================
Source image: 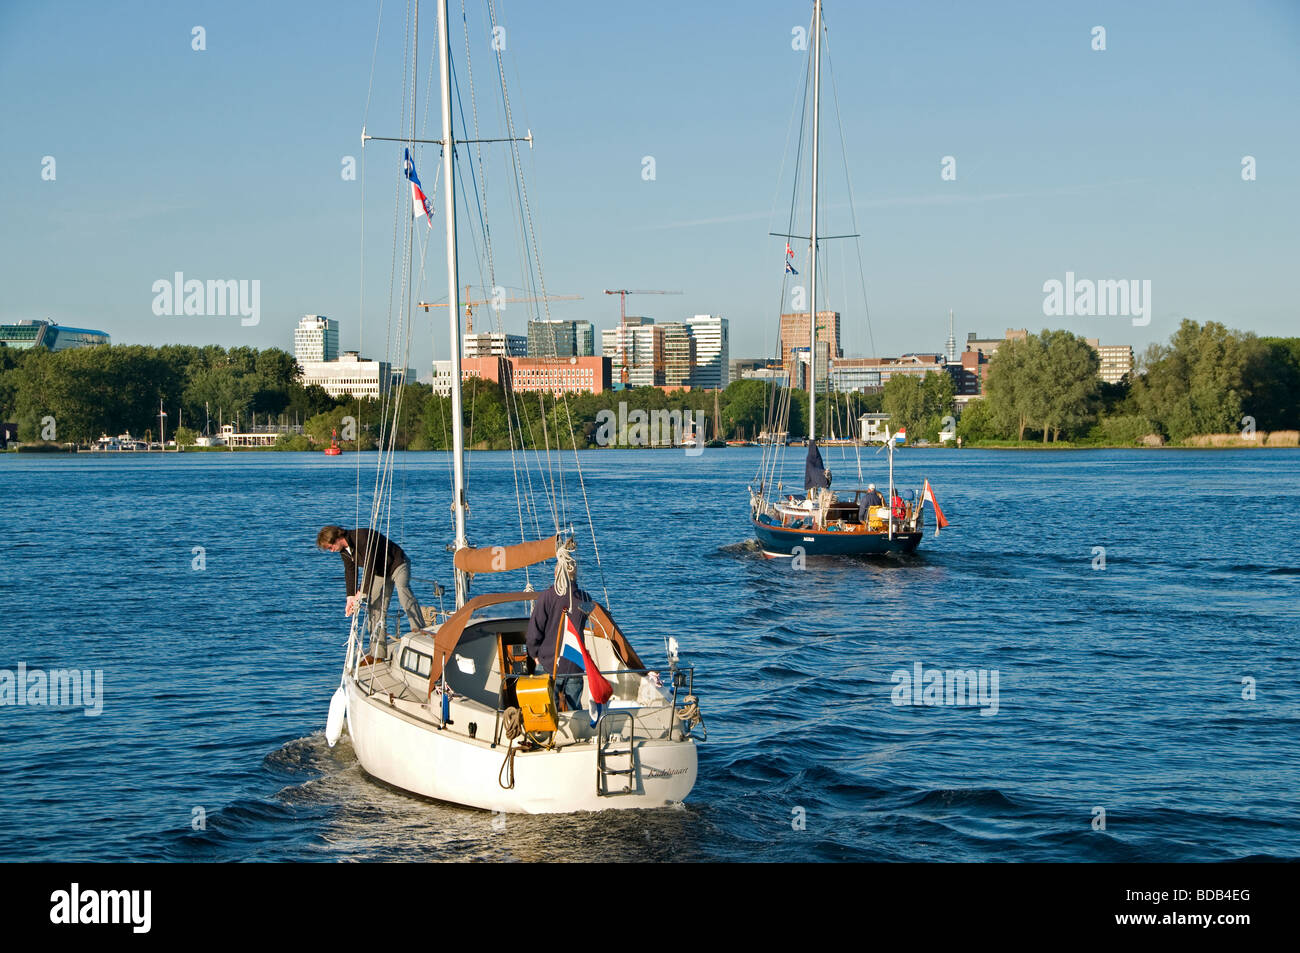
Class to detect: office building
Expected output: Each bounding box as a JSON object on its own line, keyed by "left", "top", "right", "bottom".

{"left": 293, "top": 315, "right": 339, "bottom": 364}
{"left": 683, "top": 314, "right": 729, "bottom": 389}
{"left": 0, "top": 319, "right": 110, "bottom": 351}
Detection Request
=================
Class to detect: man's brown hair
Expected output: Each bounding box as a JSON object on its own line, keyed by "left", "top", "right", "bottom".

{"left": 317, "top": 525, "right": 346, "bottom": 549}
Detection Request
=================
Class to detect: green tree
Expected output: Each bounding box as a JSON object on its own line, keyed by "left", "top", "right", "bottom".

{"left": 1039, "top": 330, "right": 1100, "bottom": 442}
{"left": 955, "top": 398, "right": 1002, "bottom": 442}
{"left": 1132, "top": 320, "right": 1254, "bottom": 441}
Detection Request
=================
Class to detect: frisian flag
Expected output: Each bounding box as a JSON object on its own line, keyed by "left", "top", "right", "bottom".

{"left": 923, "top": 478, "right": 948, "bottom": 534}
{"left": 403, "top": 148, "right": 433, "bottom": 226}
{"left": 559, "top": 610, "right": 613, "bottom": 724}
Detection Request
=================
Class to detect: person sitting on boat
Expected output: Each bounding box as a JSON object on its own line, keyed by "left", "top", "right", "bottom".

{"left": 317, "top": 525, "right": 425, "bottom": 661}
{"left": 526, "top": 541, "right": 595, "bottom": 713}
{"left": 858, "top": 483, "right": 884, "bottom": 523}
{"left": 804, "top": 439, "right": 830, "bottom": 499}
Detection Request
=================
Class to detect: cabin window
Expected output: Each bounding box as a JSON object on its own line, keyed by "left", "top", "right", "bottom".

{"left": 400, "top": 647, "right": 432, "bottom": 678}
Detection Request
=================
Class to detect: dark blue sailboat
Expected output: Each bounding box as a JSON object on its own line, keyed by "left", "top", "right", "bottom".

{"left": 747, "top": 0, "right": 946, "bottom": 559}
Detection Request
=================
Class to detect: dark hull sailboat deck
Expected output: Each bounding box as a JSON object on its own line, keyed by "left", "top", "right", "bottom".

{"left": 752, "top": 518, "right": 922, "bottom": 558}
{"left": 751, "top": 485, "right": 926, "bottom": 558}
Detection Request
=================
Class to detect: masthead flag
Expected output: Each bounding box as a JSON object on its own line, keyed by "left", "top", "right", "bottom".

{"left": 403, "top": 148, "right": 433, "bottom": 226}
{"left": 923, "top": 478, "right": 948, "bottom": 534}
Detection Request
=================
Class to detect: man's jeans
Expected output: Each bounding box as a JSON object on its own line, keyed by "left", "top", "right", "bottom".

{"left": 366, "top": 561, "right": 424, "bottom": 659}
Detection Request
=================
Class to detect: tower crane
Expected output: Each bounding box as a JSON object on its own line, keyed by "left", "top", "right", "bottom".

{"left": 419, "top": 286, "right": 581, "bottom": 333}
{"left": 602, "top": 288, "right": 682, "bottom": 384}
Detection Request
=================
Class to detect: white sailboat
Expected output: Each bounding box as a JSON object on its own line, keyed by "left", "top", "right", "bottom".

{"left": 326, "top": 0, "right": 702, "bottom": 813}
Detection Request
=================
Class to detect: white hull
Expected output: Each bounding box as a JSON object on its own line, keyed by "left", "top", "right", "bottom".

{"left": 345, "top": 676, "right": 697, "bottom": 814}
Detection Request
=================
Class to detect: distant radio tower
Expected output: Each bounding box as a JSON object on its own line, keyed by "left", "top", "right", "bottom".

{"left": 946, "top": 309, "right": 956, "bottom": 363}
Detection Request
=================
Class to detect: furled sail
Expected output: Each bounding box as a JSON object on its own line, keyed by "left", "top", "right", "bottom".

{"left": 453, "top": 535, "right": 559, "bottom": 575}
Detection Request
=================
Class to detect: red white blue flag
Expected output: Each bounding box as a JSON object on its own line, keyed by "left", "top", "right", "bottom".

{"left": 404, "top": 148, "right": 433, "bottom": 225}
{"left": 559, "top": 611, "right": 613, "bottom": 722}
{"left": 785, "top": 260, "right": 798, "bottom": 275}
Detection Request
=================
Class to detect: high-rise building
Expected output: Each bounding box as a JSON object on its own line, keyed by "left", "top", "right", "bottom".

{"left": 527, "top": 319, "right": 578, "bottom": 358}
{"left": 684, "top": 314, "right": 729, "bottom": 389}
{"left": 525, "top": 319, "right": 594, "bottom": 357}
{"left": 779, "top": 311, "right": 840, "bottom": 378}
{"left": 659, "top": 322, "right": 696, "bottom": 388}
{"left": 601, "top": 317, "right": 665, "bottom": 387}
{"left": 294, "top": 315, "right": 339, "bottom": 364}
{"left": 463, "top": 331, "right": 526, "bottom": 358}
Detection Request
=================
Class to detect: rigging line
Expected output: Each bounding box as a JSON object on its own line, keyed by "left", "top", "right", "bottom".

{"left": 460, "top": 0, "right": 499, "bottom": 294}
{"left": 487, "top": 0, "right": 551, "bottom": 323}
{"left": 361, "top": 0, "right": 386, "bottom": 127}
{"left": 372, "top": 0, "right": 421, "bottom": 550}
{"left": 448, "top": 55, "right": 492, "bottom": 298}
{"left": 758, "top": 35, "right": 810, "bottom": 493}
{"left": 537, "top": 391, "right": 559, "bottom": 535}
{"left": 513, "top": 390, "right": 552, "bottom": 538}
{"left": 823, "top": 28, "right": 877, "bottom": 361}
{"left": 560, "top": 393, "right": 610, "bottom": 612}
{"left": 499, "top": 375, "right": 531, "bottom": 587}
{"left": 367, "top": 0, "right": 412, "bottom": 533}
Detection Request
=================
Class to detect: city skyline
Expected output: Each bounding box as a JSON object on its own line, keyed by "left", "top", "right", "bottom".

{"left": 2, "top": 1, "right": 1297, "bottom": 372}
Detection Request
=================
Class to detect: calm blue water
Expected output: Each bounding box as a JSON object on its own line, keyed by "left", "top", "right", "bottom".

{"left": 2, "top": 447, "right": 1298, "bottom": 861}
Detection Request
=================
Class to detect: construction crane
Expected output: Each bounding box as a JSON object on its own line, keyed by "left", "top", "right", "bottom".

{"left": 603, "top": 289, "right": 682, "bottom": 384}
{"left": 419, "top": 286, "right": 581, "bottom": 333}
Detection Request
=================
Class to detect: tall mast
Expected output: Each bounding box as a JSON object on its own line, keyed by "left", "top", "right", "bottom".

{"left": 437, "top": 0, "right": 469, "bottom": 607}
{"left": 808, "top": 0, "right": 822, "bottom": 441}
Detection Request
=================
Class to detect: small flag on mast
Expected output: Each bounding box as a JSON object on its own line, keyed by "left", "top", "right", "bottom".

{"left": 785, "top": 242, "right": 794, "bottom": 258}
{"left": 923, "top": 479, "right": 948, "bottom": 534}
{"left": 403, "top": 148, "right": 433, "bottom": 226}
{"left": 785, "top": 260, "right": 798, "bottom": 275}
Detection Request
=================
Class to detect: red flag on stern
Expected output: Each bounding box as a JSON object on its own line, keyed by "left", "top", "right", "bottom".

{"left": 923, "top": 479, "right": 948, "bottom": 534}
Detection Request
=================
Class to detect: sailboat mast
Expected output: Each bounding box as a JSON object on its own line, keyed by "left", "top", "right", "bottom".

{"left": 437, "top": 0, "right": 469, "bottom": 607}
{"left": 808, "top": 0, "right": 822, "bottom": 442}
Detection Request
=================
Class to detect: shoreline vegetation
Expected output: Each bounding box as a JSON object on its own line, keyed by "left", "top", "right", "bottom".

{"left": 11, "top": 433, "right": 1300, "bottom": 453}
{"left": 2, "top": 319, "right": 1296, "bottom": 454}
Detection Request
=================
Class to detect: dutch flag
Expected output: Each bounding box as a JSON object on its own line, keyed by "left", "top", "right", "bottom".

{"left": 404, "top": 148, "right": 433, "bottom": 226}
{"left": 559, "top": 611, "right": 613, "bottom": 724}
{"left": 923, "top": 478, "right": 949, "bottom": 534}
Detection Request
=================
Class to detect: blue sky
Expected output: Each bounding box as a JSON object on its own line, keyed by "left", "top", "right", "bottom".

{"left": 1, "top": 0, "right": 1297, "bottom": 371}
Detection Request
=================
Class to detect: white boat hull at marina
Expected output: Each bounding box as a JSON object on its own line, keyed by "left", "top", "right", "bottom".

{"left": 344, "top": 677, "right": 697, "bottom": 814}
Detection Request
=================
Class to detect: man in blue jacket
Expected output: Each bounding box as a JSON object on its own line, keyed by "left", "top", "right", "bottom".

{"left": 526, "top": 542, "right": 594, "bottom": 712}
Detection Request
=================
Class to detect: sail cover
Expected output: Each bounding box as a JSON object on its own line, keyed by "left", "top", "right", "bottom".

{"left": 454, "top": 535, "right": 559, "bottom": 575}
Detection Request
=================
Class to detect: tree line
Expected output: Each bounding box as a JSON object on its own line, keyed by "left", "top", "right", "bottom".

{"left": 957, "top": 321, "right": 1300, "bottom": 444}
{"left": 5, "top": 319, "right": 1293, "bottom": 450}
{"left": 0, "top": 342, "right": 869, "bottom": 450}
